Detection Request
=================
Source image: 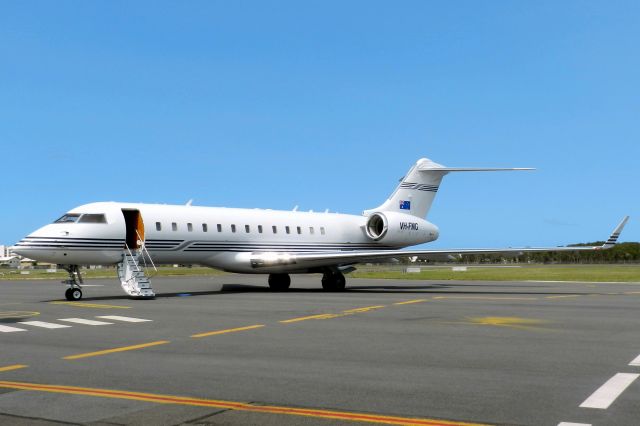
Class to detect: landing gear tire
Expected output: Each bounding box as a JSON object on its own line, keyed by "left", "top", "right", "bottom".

{"left": 65, "top": 288, "right": 83, "bottom": 301}
{"left": 321, "top": 271, "right": 346, "bottom": 292}
{"left": 268, "top": 274, "right": 291, "bottom": 291}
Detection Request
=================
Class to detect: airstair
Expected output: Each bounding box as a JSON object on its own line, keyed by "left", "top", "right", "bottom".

{"left": 117, "top": 235, "right": 156, "bottom": 298}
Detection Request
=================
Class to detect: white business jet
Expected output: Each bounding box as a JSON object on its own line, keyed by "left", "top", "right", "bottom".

{"left": 12, "top": 157, "right": 628, "bottom": 301}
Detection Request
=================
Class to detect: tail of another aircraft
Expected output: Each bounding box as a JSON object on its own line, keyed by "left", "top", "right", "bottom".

{"left": 364, "top": 157, "right": 533, "bottom": 219}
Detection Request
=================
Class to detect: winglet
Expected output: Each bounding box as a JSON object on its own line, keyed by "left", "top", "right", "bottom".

{"left": 601, "top": 216, "right": 630, "bottom": 249}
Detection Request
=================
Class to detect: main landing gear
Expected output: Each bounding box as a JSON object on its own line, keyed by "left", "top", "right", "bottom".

{"left": 61, "top": 264, "right": 83, "bottom": 301}
{"left": 268, "top": 273, "right": 291, "bottom": 291}
{"left": 321, "top": 270, "right": 346, "bottom": 292}
{"left": 267, "top": 271, "right": 347, "bottom": 292}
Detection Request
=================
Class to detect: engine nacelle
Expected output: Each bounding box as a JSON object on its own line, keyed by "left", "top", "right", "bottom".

{"left": 365, "top": 211, "right": 439, "bottom": 246}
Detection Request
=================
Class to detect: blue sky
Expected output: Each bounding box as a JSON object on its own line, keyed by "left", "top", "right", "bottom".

{"left": 1, "top": 1, "right": 638, "bottom": 247}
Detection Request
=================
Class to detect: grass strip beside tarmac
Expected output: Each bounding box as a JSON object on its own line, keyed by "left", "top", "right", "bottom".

{"left": 351, "top": 265, "right": 640, "bottom": 282}
{"left": 1, "top": 265, "right": 639, "bottom": 283}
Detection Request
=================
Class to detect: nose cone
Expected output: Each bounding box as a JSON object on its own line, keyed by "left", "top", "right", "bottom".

{"left": 12, "top": 224, "right": 63, "bottom": 262}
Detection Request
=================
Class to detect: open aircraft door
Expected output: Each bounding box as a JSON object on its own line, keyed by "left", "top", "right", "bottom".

{"left": 122, "top": 209, "right": 145, "bottom": 250}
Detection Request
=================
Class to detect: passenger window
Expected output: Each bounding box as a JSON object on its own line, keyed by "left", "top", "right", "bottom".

{"left": 245, "top": 225, "right": 250, "bottom": 233}
{"left": 172, "top": 222, "right": 178, "bottom": 231}
{"left": 320, "top": 227, "right": 326, "bottom": 235}
{"left": 217, "top": 224, "right": 222, "bottom": 232}
{"left": 78, "top": 214, "right": 107, "bottom": 224}
{"left": 202, "top": 223, "right": 208, "bottom": 232}
{"left": 258, "top": 225, "right": 263, "bottom": 233}
{"left": 272, "top": 226, "right": 277, "bottom": 234}
{"left": 231, "top": 224, "right": 236, "bottom": 233}
{"left": 156, "top": 222, "right": 162, "bottom": 231}
{"left": 54, "top": 214, "right": 81, "bottom": 224}
{"left": 297, "top": 226, "right": 301, "bottom": 234}
{"left": 285, "top": 226, "right": 290, "bottom": 234}
{"left": 187, "top": 223, "right": 193, "bottom": 232}
{"left": 309, "top": 227, "right": 315, "bottom": 235}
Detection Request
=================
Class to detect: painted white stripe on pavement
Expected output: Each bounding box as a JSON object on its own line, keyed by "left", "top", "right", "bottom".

{"left": 96, "top": 316, "right": 152, "bottom": 323}
{"left": 58, "top": 318, "right": 113, "bottom": 326}
{"left": 628, "top": 354, "right": 640, "bottom": 366}
{"left": 558, "top": 422, "right": 591, "bottom": 426}
{"left": 580, "top": 373, "right": 640, "bottom": 409}
{"left": 0, "top": 325, "right": 27, "bottom": 333}
{"left": 18, "top": 321, "right": 72, "bottom": 329}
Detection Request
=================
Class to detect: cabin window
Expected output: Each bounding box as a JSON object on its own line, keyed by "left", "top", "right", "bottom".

{"left": 320, "top": 227, "right": 326, "bottom": 235}
{"left": 272, "top": 225, "right": 277, "bottom": 234}
{"left": 258, "top": 225, "right": 263, "bottom": 233}
{"left": 245, "top": 225, "right": 250, "bottom": 233}
{"left": 187, "top": 223, "right": 193, "bottom": 232}
{"left": 309, "top": 227, "right": 315, "bottom": 235}
{"left": 156, "top": 222, "right": 162, "bottom": 231}
{"left": 54, "top": 214, "right": 81, "bottom": 224}
{"left": 285, "top": 226, "right": 290, "bottom": 234}
{"left": 217, "top": 224, "right": 222, "bottom": 232}
{"left": 297, "top": 226, "right": 302, "bottom": 234}
{"left": 172, "top": 222, "right": 178, "bottom": 231}
{"left": 78, "top": 214, "right": 107, "bottom": 224}
{"left": 231, "top": 224, "right": 236, "bottom": 233}
{"left": 202, "top": 223, "right": 208, "bottom": 232}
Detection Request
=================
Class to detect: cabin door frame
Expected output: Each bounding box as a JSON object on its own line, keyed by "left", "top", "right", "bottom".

{"left": 122, "top": 209, "right": 145, "bottom": 250}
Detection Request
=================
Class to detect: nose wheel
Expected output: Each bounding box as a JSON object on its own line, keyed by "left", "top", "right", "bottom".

{"left": 65, "top": 288, "right": 83, "bottom": 301}
{"left": 61, "top": 264, "right": 84, "bottom": 301}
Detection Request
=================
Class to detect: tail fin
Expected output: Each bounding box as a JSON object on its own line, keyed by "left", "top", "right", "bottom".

{"left": 364, "top": 157, "right": 534, "bottom": 219}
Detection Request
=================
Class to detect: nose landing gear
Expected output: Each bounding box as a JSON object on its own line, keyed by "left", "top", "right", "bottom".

{"left": 61, "top": 265, "right": 83, "bottom": 301}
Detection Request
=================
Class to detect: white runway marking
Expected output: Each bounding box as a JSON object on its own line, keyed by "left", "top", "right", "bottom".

{"left": 0, "top": 325, "right": 27, "bottom": 333}
{"left": 628, "top": 354, "right": 640, "bottom": 366}
{"left": 580, "top": 373, "right": 639, "bottom": 409}
{"left": 96, "top": 316, "right": 152, "bottom": 323}
{"left": 18, "top": 321, "right": 72, "bottom": 329}
{"left": 58, "top": 318, "right": 113, "bottom": 326}
{"left": 558, "top": 422, "right": 591, "bottom": 426}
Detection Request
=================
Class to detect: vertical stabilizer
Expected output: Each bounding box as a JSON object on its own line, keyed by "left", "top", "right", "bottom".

{"left": 364, "top": 158, "right": 448, "bottom": 219}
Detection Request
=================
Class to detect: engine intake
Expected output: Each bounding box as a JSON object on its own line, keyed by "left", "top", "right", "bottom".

{"left": 364, "top": 212, "right": 438, "bottom": 246}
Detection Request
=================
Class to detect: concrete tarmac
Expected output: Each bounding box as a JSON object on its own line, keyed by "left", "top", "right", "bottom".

{"left": 1, "top": 274, "right": 640, "bottom": 425}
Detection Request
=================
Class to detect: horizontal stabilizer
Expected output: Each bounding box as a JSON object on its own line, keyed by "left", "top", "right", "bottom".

{"left": 417, "top": 166, "right": 535, "bottom": 172}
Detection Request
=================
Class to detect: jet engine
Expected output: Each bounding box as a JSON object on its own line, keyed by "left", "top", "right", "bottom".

{"left": 364, "top": 211, "right": 438, "bottom": 246}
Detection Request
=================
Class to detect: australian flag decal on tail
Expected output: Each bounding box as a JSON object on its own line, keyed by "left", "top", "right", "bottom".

{"left": 399, "top": 200, "right": 411, "bottom": 210}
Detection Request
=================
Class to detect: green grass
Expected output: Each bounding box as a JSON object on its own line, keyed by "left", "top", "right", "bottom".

{"left": 1, "top": 265, "right": 639, "bottom": 283}
{"left": 0, "top": 267, "right": 226, "bottom": 280}
{"left": 350, "top": 265, "right": 640, "bottom": 282}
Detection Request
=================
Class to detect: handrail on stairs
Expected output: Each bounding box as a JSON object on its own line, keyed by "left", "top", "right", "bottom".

{"left": 135, "top": 230, "right": 158, "bottom": 273}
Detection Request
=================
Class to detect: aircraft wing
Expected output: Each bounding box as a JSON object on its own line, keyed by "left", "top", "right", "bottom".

{"left": 250, "top": 216, "right": 629, "bottom": 269}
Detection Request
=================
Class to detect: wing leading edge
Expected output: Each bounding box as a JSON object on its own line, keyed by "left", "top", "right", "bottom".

{"left": 250, "top": 216, "right": 630, "bottom": 269}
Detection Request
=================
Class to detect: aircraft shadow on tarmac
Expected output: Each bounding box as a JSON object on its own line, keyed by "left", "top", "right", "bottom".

{"left": 40, "top": 281, "right": 599, "bottom": 303}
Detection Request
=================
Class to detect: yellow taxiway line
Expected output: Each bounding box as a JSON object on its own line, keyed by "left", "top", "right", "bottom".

{"left": 63, "top": 341, "right": 170, "bottom": 360}
{"left": 0, "top": 365, "right": 28, "bottom": 372}
{"left": 280, "top": 313, "right": 341, "bottom": 323}
{"left": 0, "top": 380, "right": 490, "bottom": 426}
{"left": 191, "top": 324, "right": 264, "bottom": 338}
{"left": 394, "top": 299, "right": 428, "bottom": 305}
{"left": 50, "top": 301, "right": 131, "bottom": 309}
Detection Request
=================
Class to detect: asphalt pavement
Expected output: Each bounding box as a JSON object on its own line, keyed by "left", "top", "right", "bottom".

{"left": 1, "top": 274, "right": 640, "bottom": 426}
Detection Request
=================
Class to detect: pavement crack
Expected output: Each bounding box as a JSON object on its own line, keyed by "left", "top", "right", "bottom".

{"left": 183, "top": 408, "right": 231, "bottom": 425}
{"left": 0, "top": 412, "right": 82, "bottom": 425}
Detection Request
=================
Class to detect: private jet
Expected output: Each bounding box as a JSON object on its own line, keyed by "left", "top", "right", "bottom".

{"left": 12, "top": 157, "right": 628, "bottom": 300}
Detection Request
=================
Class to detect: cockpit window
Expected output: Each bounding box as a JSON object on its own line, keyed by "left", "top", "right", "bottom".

{"left": 78, "top": 214, "right": 107, "bottom": 224}
{"left": 54, "top": 214, "right": 81, "bottom": 223}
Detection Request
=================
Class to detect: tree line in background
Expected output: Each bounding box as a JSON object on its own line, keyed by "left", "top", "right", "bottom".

{"left": 452, "top": 242, "right": 640, "bottom": 264}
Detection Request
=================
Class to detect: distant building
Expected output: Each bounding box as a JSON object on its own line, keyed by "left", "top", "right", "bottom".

{"left": 0, "top": 256, "right": 20, "bottom": 268}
